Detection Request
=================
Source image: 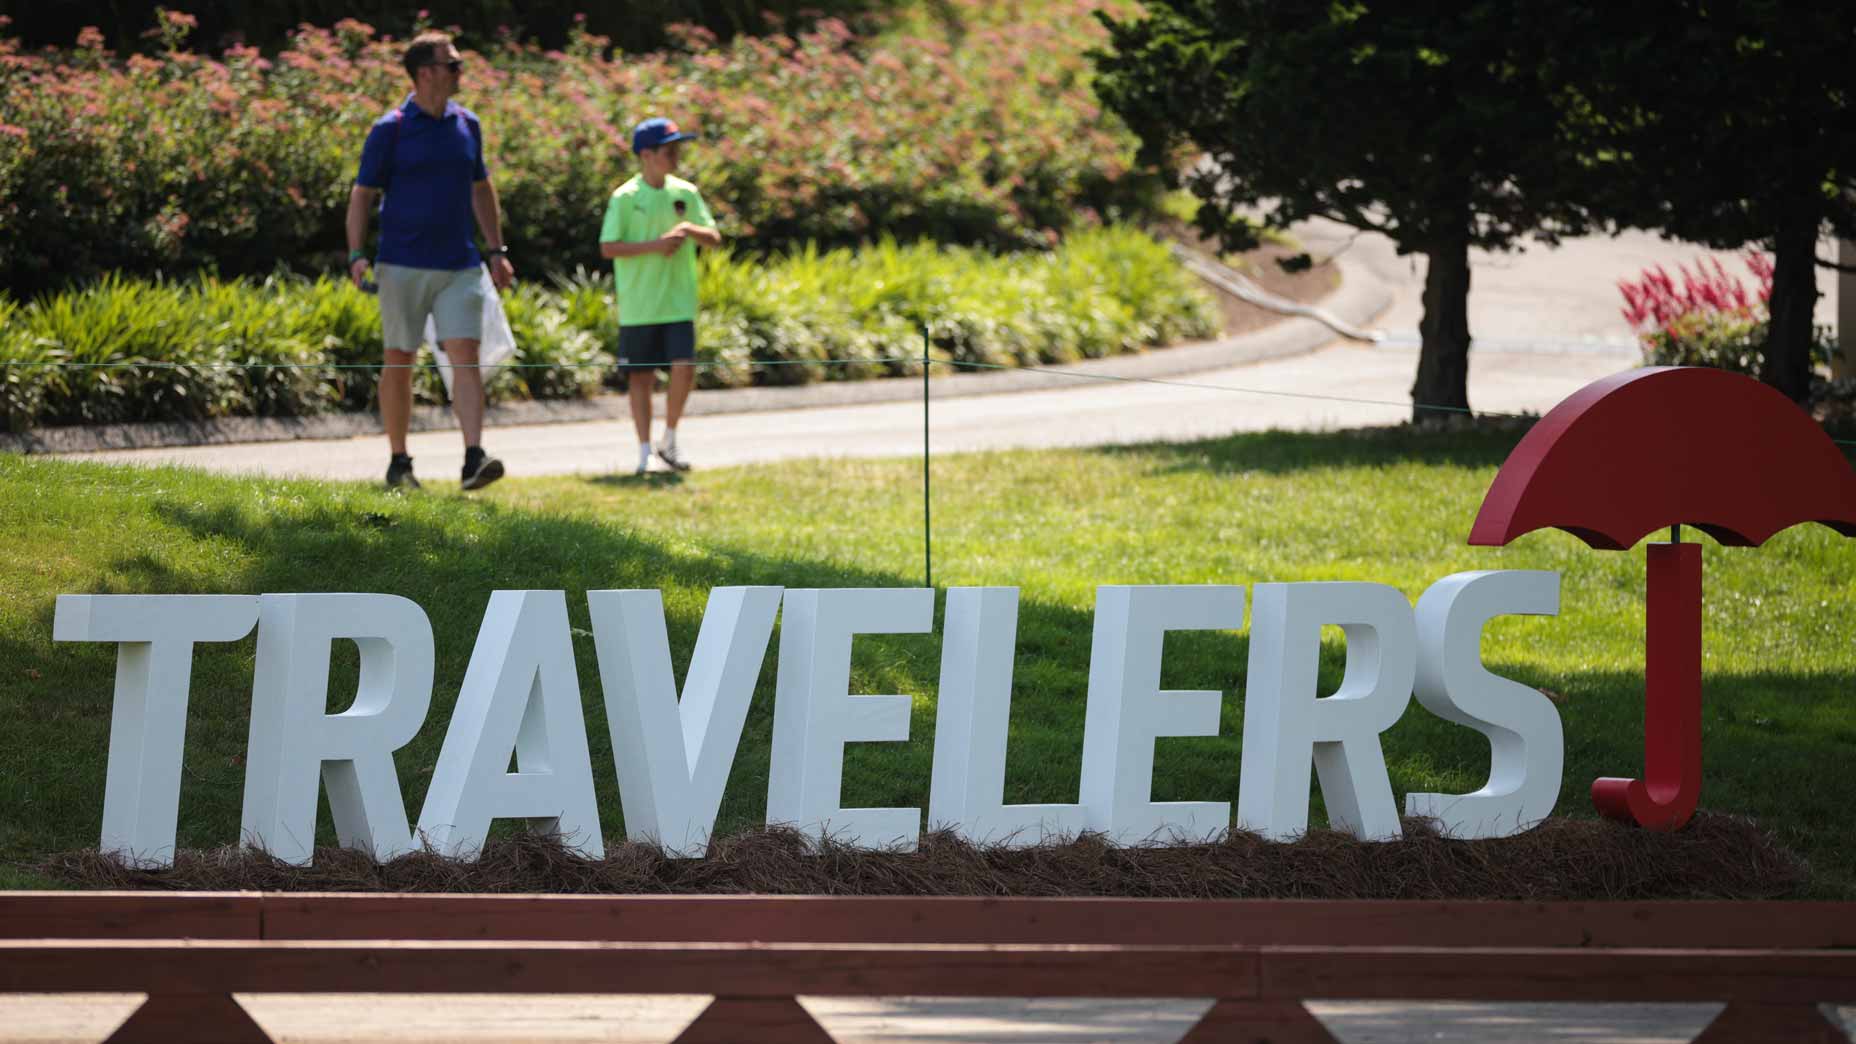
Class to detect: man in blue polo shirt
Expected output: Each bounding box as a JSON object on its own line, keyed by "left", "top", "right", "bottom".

{"left": 346, "top": 31, "right": 514, "bottom": 491}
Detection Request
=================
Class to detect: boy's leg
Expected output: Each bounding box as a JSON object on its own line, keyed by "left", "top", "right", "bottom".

{"left": 665, "top": 361, "right": 695, "bottom": 430}
{"left": 628, "top": 371, "right": 654, "bottom": 444}
{"left": 617, "top": 324, "right": 655, "bottom": 445}
{"left": 619, "top": 324, "right": 668, "bottom": 474}
{"left": 656, "top": 321, "right": 697, "bottom": 471}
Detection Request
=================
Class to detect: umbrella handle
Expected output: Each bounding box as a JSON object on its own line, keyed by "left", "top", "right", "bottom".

{"left": 1592, "top": 541, "right": 1703, "bottom": 831}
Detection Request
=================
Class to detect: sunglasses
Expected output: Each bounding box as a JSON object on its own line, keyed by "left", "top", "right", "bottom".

{"left": 426, "top": 59, "right": 463, "bottom": 74}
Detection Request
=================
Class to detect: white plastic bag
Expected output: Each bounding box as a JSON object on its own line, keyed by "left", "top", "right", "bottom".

{"left": 427, "top": 264, "right": 518, "bottom": 400}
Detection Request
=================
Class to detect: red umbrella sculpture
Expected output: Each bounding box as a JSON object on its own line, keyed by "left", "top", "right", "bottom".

{"left": 1468, "top": 366, "right": 1856, "bottom": 830}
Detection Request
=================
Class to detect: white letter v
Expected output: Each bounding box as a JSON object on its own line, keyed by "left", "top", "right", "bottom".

{"left": 589, "top": 587, "right": 782, "bottom": 857}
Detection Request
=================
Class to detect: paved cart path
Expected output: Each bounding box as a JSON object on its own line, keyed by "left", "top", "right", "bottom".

{"left": 60, "top": 339, "right": 1636, "bottom": 482}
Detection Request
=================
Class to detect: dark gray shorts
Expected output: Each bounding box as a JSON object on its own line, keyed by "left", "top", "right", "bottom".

{"left": 616, "top": 321, "right": 696, "bottom": 370}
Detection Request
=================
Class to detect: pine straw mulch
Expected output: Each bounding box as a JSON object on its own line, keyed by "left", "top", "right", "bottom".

{"left": 38, "top": 812, "right": 1809, "bottom": 900}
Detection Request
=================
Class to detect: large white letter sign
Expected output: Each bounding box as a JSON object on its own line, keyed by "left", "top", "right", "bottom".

{"left": 589, "top": 586, "right": 782, "bottom": 857}
{"left": 766, "top": 588, "right": 933, "bottom": 849}
{"left": 928, "top": 587, "right": 1087, "bottom": 846}
{"left": 418, "top": 591, "right": 604, "bottom": 860}
{"left": 53, "top": 594, "right": 258, "bottom": 868}
{"left": 1078, "top": 585, "right": 1245, "bottom": 845}
{"left": 1239, "top": 583, "right": 1417, "bottom": 842}
{"left": 1404, "top": 571, "right": 1563, "bottom": 838}
{"left": 241, "top": 593, "right": 433, "bottom": 865}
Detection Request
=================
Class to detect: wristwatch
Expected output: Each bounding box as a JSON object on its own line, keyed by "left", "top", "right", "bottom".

{"left": 485, "top": 245, "right": 510, "bottom": 257}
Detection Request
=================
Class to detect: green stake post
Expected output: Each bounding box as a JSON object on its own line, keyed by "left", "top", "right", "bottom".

{"left": 923, "top": 325, "right": 932, "bottom": 590}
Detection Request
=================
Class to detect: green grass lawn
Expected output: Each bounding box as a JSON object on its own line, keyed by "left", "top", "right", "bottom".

{"left": 3, "top": 427, "right": 1853, "bottom": 895}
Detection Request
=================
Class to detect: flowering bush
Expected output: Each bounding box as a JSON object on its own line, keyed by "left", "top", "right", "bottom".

{"left": 0, "top": 226, "right": 1216, "bottom": 431}
{"left": 1619, "top": 252, "right": 1836, "bottom": 375}
{"left": 6, "top": 1, "right": 896, "bottom": 58}
{"left": 0, "top": 2, "right": 1154, "bottom": 294}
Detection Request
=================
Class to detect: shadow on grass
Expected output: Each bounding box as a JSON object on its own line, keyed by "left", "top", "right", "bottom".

{"left": 1092, "top": 424, "right": 1532, "bottom": 478}
{"left": 587, "top": 471, "right": 688, "bottom": 489}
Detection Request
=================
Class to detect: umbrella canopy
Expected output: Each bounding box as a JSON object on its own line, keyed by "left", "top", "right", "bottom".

{"left": 1469, "top": 367, "right": 1856, "bottom": 550}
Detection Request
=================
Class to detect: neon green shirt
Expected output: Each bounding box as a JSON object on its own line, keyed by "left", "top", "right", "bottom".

{"left": 600, "top": 174, "right": 715, "bottom": 327}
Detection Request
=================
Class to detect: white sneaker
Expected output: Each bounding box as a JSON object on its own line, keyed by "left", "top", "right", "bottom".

{"left": 655, "top": 441, "right": 692, "bottom": 472}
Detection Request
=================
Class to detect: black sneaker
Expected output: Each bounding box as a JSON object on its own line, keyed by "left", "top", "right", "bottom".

{"left": 461, "top": 448, "right": 505, "bottom": 491}
{"left": 386, "top": 454, "right": 421, "bottom": 490}
{"left": 654, "top": 441, "right": 692, "bottom": 472}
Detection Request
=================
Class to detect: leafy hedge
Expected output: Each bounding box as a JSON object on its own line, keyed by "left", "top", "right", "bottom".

{"left": 0, "top": 226, "right": 1217, "bottom": 431}
{"left": 0, "top": 2, "right": 1155, "bottom": 295}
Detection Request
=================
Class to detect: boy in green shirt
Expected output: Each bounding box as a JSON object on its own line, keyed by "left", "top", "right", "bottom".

{"left": 599, "top": 117, "right": 722, "bottom": 475}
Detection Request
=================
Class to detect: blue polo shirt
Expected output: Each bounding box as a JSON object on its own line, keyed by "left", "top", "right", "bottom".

{"left": 355, "top": 97, "right": 488, "bottom": 271}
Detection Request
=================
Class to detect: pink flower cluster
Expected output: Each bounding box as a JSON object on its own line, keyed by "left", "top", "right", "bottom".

{"left": 1619, "top": 252, "right": 1774, "bottom": 332}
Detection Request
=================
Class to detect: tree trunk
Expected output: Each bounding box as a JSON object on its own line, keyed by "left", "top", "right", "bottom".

{"left": 1412, "top": 236, "right": 1473, "bottom": 425}
{"left": 1761, "top": 208, "right": 1820, "bottom": 404}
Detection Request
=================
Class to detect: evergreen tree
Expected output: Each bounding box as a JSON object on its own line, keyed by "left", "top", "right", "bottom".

{"left": 1092, "top": 1, "right": 1590, "bottom": 422}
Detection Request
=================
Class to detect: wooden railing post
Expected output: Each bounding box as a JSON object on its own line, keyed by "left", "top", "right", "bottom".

{"left": 672, "top": 995, "right": 837, "bottom": 1043}
{"left": 1178, "top": 999, "right": 1340, "bottom": 1043}
{"left": 1691, "top": 1001, "right": 1849, "bottom": 1043}
{"left": 105, "top": 992, "right": 274, "bottom": 1044}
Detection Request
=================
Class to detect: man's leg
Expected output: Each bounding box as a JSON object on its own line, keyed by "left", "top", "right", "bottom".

{"left": 378, "top": 264, "right": 432, "bottom": 488}
{"left": 380, "top": 349, "right": 417, "bottom": 455}
{"left": 441, "top": 338, "right": 485, "bottom": 448}
{"left": 443, "top": 338, "right": 503, "bottom": 490}
{"left": 433, "top": 266, "right": 503, "bottom": 490}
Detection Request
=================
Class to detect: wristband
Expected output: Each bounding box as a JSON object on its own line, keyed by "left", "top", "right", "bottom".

{"left": 485, "top": 245, "right": 510, "bottom": 257}
{"left": 348, "top": 248, "right": 366, "bottom": 263}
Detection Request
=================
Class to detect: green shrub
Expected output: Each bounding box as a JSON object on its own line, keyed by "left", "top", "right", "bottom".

{"left": 500, "top": 283, "right": 612, "bottom": 401}
{"left": 1639, "top": 313, "right": 1839, "bottom": 376}
{"left": 0, "top": 296, "right": 50, "bottom": 432}
{"left": 1, "top": 226, "right": 1216, "bottom": 430}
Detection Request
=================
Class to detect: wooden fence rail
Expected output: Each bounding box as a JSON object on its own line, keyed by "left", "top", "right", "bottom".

{"left": 1, "top": 893, "right": 1851, "bottom": 1044}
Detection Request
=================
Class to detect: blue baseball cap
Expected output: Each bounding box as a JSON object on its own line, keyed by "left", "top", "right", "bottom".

{"left": 632, "top": 117, "right": 698, "bottom": 154}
